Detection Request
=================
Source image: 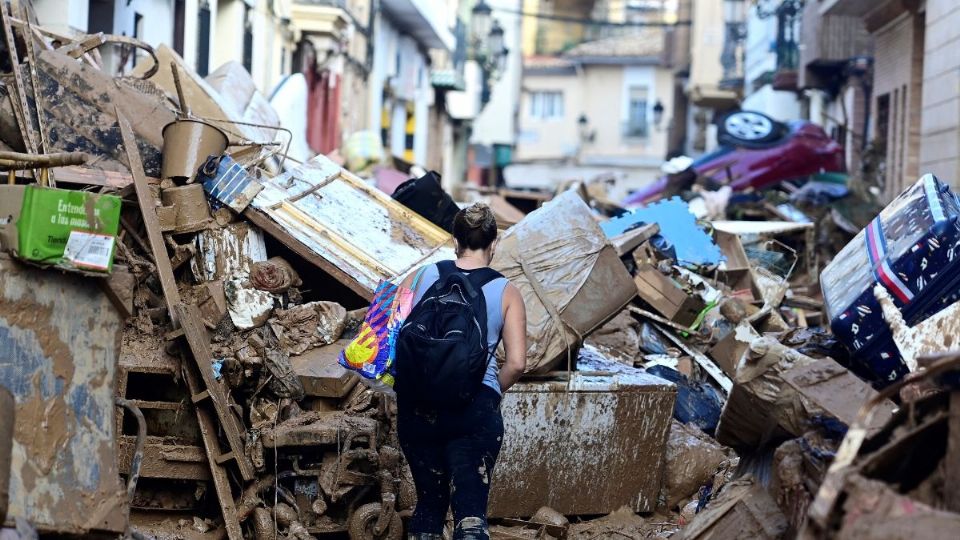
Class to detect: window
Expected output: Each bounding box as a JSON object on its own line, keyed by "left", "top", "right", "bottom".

{"left": 173, "top": 0, "right": 185, "bottom": 57}
{"left": 243, "top": 4, "right": 254, "bottom": 73}
{"left": 625, "top": 86, "right": 649, "bottom": 138}
{"left": 196, "top": 1, "right": 211, "bottom": 76}
{"left": 529, "top": 91, "right": 564, "bottom": 120}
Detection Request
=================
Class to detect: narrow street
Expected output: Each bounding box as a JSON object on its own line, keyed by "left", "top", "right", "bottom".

{"left": 2, "top": 1, "right": 960, "bottom": 539}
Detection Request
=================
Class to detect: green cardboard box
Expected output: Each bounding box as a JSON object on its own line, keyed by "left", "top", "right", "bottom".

{"left": 16, "top": 185, "right": 122, "bottom": 273}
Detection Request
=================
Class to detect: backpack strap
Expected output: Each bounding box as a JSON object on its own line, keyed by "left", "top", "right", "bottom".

{"left": 436, "top": 260, "right": 457, "bottom": 280}
{"left": 436, "top": 261, "right": 503, "bottom": 300}
{"left": 436, "top": 260, "right": 477, "bottom": 299}
{"left": 465, "top": 267, "right": 503, "bottom": 290}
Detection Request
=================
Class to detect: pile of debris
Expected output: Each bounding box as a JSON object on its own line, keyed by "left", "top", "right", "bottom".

{"left": 4, "top": 2, "right": 960, "bottom": 539}
{"left": 0, "top": 5, "right": 673, "bottom": 538}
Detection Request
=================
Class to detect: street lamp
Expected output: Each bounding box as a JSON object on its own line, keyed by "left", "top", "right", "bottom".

{"left": 488, "top": 20, "right": 506, "bottom": 71}
{"left": 723, "top": 0, "right": 746, "bottom": 23}
{"left": 653, "top": 100, "right": 665, "bottom": 129}
{"left": 578, "top": 114, "right": 589, "bottom": 137}
{"left": 471, "top": 1, "right": 509, "bottom": 106}
{"left": 577, "top": 114, "right": 594, "bottom": 163}
{"left": 756, "top": 0, "right": 805, "bottom": 19}
{"left": 471, "top": 0, "right": 492, "bottom": 48}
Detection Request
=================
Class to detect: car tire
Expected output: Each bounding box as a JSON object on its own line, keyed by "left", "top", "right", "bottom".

{"left": 718, "top": 110, "right": 785, "bottom": 147}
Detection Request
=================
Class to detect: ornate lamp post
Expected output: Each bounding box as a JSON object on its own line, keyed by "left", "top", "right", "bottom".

{"left": 471, "top": 1, "right": 509, "bottom": 106}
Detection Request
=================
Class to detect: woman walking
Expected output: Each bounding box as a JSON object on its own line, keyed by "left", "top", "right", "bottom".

{"left": 395, "top": 203, "right": 527, "bottom": 540}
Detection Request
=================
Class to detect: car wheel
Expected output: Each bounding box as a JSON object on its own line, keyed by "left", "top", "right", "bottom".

{"left": 718, "top": 111, "right": 783, "bottom": 146}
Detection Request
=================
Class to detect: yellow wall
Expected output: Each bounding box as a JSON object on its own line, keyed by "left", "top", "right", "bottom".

{"left": 690, "top": 0, "right": 724, "bottom": 90}
{"left": 515, "top": 70, "right": 583, "bottom": 160}
{"left": 516, "top": 62, "right": 674, "bottom": 164}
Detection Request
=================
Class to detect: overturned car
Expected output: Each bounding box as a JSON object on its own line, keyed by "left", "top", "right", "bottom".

{"left": 624, "top": 110, "right": 845, "bottom": 206}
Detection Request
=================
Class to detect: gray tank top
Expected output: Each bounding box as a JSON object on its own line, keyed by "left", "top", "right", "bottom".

{"left": 412, "top": 263, "right": 508, "bottom": 395}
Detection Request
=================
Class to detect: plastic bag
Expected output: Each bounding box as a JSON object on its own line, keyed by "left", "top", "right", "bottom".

{"left": 338, "top": 269, "right": 423, "bottom": 386}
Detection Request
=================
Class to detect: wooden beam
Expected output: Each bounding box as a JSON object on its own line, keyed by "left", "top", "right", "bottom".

{"left": 116, "top": 108, "right": 182, "bottom": 323}
{"left": 51, "top": 165, "right": 159, "bottom": 189}
{"left": 610, "top": 223, "right": 660, "bottom": 257}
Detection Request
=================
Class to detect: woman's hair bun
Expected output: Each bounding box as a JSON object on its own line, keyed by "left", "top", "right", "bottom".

{"left": 452, "top": 202, "right": 498, "bottom": 252}
{"left": 462, "top": 203, "right": 496, "bottom": 229}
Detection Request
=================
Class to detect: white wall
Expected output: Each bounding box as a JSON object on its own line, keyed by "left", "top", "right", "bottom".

{"left": 471, "top": 0, "right": 523, "bottom": 146}
{"left": 33, "top": 0, "right": 88, "bottom": 35}
{"left": 98, "top": 0, "right": 176, "bottom": 76}
{"left": 744, "top": 9, "right": 776, "bottom": 88}
{"left": 214, "top": 0, "right": 246, "bottom": 72}
{"left": 368, "top": 12, "right": 436, "bottom": 165}
{"left": 742, "top": 84, "right": 801, "bottom": 120}
{"left": 113, "top": 0, "right": 175, "bottom": 51}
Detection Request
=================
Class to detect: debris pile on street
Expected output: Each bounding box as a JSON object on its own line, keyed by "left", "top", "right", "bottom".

{"left": 4, "top": 4, "right": 960, "bottom": 540}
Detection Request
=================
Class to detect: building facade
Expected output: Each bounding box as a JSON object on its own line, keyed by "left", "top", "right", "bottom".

{"left": 33, "top": 0, "right": 296, "bottom": 92}
{"left": 797, "top": 0, "right": 873, "bottom": 175}
{"left": 741, "top": 5, "right": 802, "bottom": 120}
{"left": 814, "top": 0, "right": 960, "bottom": 198}
{"left": 513, "top": 31, "right": 674, "bottom": 199}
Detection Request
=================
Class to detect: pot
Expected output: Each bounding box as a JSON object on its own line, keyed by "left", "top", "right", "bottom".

{"left": 161, "top": 119, "right": 229, "bottom": 180}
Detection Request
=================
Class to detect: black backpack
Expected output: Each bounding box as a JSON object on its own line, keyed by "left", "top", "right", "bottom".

{"left": 395, "top": 261, "right": 503, "bottom": 407}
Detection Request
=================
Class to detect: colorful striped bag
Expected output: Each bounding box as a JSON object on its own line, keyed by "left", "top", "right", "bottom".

{"left": 338, "top": 269, "right": 425, "bottom": 387}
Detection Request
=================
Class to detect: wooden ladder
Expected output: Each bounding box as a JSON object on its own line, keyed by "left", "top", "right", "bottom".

{"left": 118, "top": 110, "right": 251, "bottom": 540}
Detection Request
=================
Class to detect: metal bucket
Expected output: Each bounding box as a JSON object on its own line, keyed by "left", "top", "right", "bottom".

{"left": 0, "top": 385, "right": 13, "bottom": 525}
{"left": 160, "top": 183, "right": 212, "bottom": 234}
{"left": 161, "top": 119, "right": 229, "bottom": 180}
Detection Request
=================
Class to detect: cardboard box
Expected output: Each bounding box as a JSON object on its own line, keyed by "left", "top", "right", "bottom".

{"left": 709, "top": 322, "right": 760, "bottom": 377}
{"left": 715, "top": 230, "right": 759, "bottom": 301}
{"left": 716, "top": 339, "right": 896, "bottom": 450}
{"left": 491, "top": 190, "right": 637, "bottom": 373}
{"left": 780, "top": 358, "right": 895, "bottom": 430}
{"left": 16, "top": 185, "right": 121, "bottom": 273}
{"left": 680, "top": 478, "right": 787, "bottom": 539}
{"left": 634, "top": 263, "right": 705, "bottom": 327}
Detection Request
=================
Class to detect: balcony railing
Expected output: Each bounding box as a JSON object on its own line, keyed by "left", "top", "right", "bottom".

{"left": 772, "top": 1, "right": 800, "bottom": 90}
{"left": 719, "top": 21, "right": 746, "bottom": 91}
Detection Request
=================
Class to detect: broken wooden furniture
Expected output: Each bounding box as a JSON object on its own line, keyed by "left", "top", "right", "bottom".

{"left": 245, "top": 154, "right": 455, "bottom": 300}
{"left": 802, "top": 353, "right": 960, "bottom": 538}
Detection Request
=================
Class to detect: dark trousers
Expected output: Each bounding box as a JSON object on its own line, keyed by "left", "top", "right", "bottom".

{"left": 397, "top": 386, "right": 504, "bottom": 540}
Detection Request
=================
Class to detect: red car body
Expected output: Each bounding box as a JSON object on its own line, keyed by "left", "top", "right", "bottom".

{"left": 623, "top": 120, "right": 845, "bottom": 206}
